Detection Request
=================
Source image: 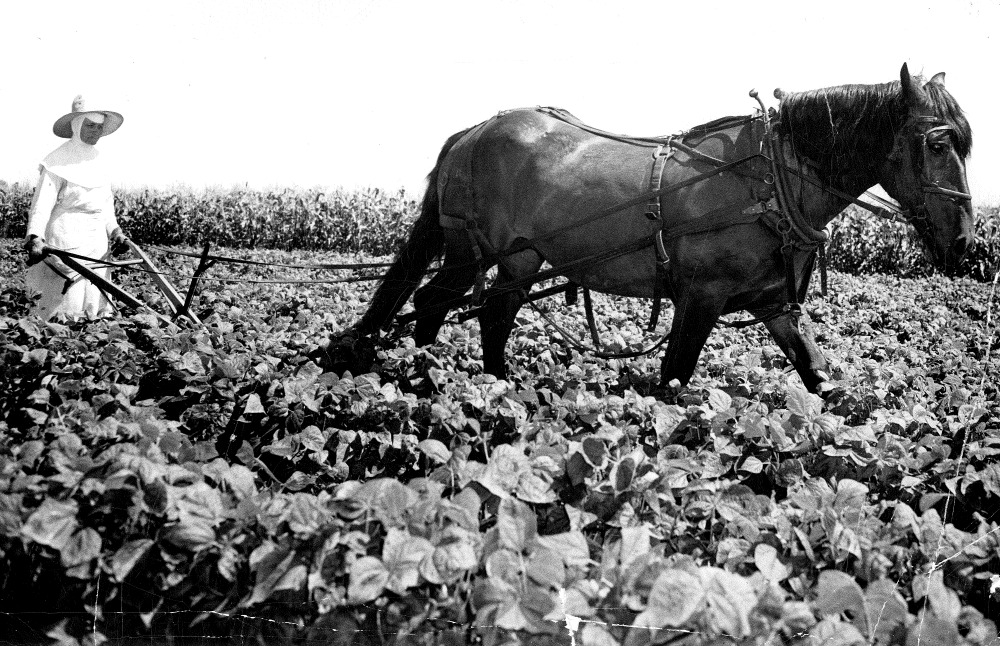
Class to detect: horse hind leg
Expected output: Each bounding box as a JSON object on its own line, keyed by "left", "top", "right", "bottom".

{"left": 479, "top": 246, "right": 543, "bottom": 379}
{"left": 412, "top": 234, "right": 480, "bottom": 345}
{"left": 356, "top": 127, "right": 473, "bottom": 335}
{"left": 357, "top": 210, "right": 444, "bottom": 335}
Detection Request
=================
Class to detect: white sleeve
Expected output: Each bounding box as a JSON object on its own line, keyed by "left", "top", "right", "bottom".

{"left": 104, "top": 189, "right": 121, "bottom": 237}
{"left": 26, "top": 168, "right": 61, "bottom": 240}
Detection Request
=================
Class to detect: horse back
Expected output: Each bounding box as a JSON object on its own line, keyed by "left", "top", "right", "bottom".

{"left": 436, "top": 108, "right": 659, "bottom": 231}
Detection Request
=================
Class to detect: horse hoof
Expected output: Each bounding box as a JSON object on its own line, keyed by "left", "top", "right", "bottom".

{"left": 814, "top": 380, "right": 841, "bottom": 400}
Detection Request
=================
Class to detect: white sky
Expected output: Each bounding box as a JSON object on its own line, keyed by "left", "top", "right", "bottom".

{"left": 2, "top": 0, "right": 998, "bottom": 203}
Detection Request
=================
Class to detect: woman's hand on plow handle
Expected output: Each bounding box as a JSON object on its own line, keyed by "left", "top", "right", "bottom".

{"left": 109, "top": 228, "right": 130, "bottom": 256}
{"left": 23, "top": 235, "right": 46, "bottom": 266}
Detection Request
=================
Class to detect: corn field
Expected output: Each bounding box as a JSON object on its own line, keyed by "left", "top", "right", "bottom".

{"left": 1, "top": 181, "right": 997, "bottom": 280}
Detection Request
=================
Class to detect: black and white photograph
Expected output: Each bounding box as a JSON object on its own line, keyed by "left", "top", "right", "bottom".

{"left": 1, "top": 1, "right": 998, "bottom": 644}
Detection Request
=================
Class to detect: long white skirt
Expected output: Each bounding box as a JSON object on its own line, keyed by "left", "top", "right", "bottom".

{"left": 25, "top": 210, "right": 114, "bottom": 321}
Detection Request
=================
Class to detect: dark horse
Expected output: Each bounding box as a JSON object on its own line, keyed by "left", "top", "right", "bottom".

{"left": 350, "top": 64, "right": 972, "bottom": 393}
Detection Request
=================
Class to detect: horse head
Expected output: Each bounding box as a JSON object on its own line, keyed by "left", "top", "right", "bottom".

{"left": 879, "top": 63, "right": 974, "bottom": 273}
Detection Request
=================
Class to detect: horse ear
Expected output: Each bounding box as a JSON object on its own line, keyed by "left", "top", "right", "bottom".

{"left": 900, "top": 62, "right": 924, "bottom": 106}
{"left": 929, "top": 72, "right": 946, "bottom": 87}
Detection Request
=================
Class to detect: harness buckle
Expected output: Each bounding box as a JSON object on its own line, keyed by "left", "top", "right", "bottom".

{"left": 742, "top": 197, "right": 779, "bottom": 216}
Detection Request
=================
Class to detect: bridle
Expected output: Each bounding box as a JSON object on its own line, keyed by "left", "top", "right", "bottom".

{"left": 890, "top": 114, "right": 973, "bottom": 244}
{"left": 740, "top": 96, "right": 975, "bottom": 324}
{"left": 908, "top": 115, "right": 972, "bottom": 202}
{"left": 764, "top": 110, "right": 971, "bottom": 237}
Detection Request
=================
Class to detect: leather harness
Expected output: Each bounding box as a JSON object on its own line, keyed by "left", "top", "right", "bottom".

{"left": 424, "top": 98, "right": 971, "bottom": 356}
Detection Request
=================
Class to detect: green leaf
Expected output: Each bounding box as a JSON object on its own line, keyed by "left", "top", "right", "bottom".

{"left": 813, "top": 570, "right": 868, "bottom": 636}
{"left": 581, "top": 437, "right": 608, "bottom": 468}
{"left": 477, "top": 444, "right": 531, "bottom": 499}
{"left": 496, "top": 498, "right": 537, "bottom": 553}
{"left": 353, "top": 478, "right": 418, "bottom": 528}
{"left": 613, "top": 457, "right": 635, "bottom": 494}
{"left": 273, "top": 564, "right": 307, "bottom": 594}
{"left": 535, "top": 531, "right": 591, "bottom": 569}
{"left": 286, "top": 492, "right": 329, "bottom": 535}
{"left": 170, "top": 482, "right": 224, "bottom": 526}
{"left": 579, "top": 624, "right": 619, "bottom": 646}
{"left": 754, "top": 544, "right": 789, "bottom": 581}
{"left": 699, "top": 567, "right": 756, "bottom": 638}
{"left": 61, "top": 527, "right": 102, "bottom": 568}
{"left": 786, "top": 386, "right": 822, "bottom": 419}
{"left": 347, "top": 556, "right": 389, "bottom": 604}
{"left": 162, "top": 518, "right": 216, "bottom": 551}
{"left": 906, "top": 610, "right": 959, "bottom": 645}
{"left": 0, "top": 493, "right": 24, "bottom": 537}
{"left": 863, "top": 579, "right": 909, "bottom": 643}
{"left": 494, "top": 599, "right": 532, "bottom": 632}
{"left": 18, "top": 318, "right": 43, "bottom": 340}
{"left": 707, "top": 388, "right": 732, "bottom": 412}
{"left": 425, "top": 530, "right": 479, "bottom": 584}
{"left": 382, "top": 528, "right": 434, "bottom": 594}
{"left": 22, "top": 499, "right": 79, "bottom": 550}
{"left": 739, "top": 456, "right": 765, "bottom": 474}
{"left": 44, "top": 619, "right": 80, "bottom": 646}
{"left": 485, "top": 548, "right": 523, "bottom": 589}
{"left": 812, "top": 413, "right": 843, "bottom": 436}
{"left": 526, "top": 546, "right": 564, "bottom": 589}
{"left": 110, "top": 539, "right": 154, "bottom": 581}
{"left": 515, "top": 471, "right": 557, "bottom": 504}
{"left": 978, "top": 463, "right": 1000, "bottom": 497}
{"left": 633, "top": 567, "right": 704, "bottom": 629}
{"left": 518, "top": 584, "right": 556, "bottom": 631}
{"left": 243, "top": 393, "right": 266, "bottom": 414}
{"left": 25, "top": 348, "right": 48, "bottom": 365}
{"left": 298, "top": 425, "right": 326, "bottom": 452}
{"left": 833, "top": 479, "right": 869, "bottom": 513}
{"left": 565, "top": 451, "right": 593, "bottom": 486}
{"left": 891, "top": 502, "right": 921, "bottom": 536}
{"left": 616, "top": 525, "right": 650, "bottom": 573}
{"left": 812, "top": 617, "right": 867, "bottom": 645}
{"left": 248, "top": 546, "right": 297, "bottom": 606}
{"left": 924, "top": 569, "right": 961, "bottom": 623}
{"left": 222, "top": 464, "right": 257, "bottom": 500}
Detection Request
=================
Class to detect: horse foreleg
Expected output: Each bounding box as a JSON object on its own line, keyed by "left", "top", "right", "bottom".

{"left": 479, "top": 248, "right": 543, "bottom": 379}
{"left": 758, "top": 308, "right": 830, "bottom": 393}
{"left": 659, "top": 290, "right": 727, "bottom": 387}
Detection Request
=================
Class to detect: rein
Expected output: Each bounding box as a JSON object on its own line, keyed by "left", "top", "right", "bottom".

{"left": 506, "top": 96, "right": 972, "bottom": 355}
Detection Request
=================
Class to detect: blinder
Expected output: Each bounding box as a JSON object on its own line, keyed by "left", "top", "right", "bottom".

{"left": 889, "top": 114, "right": 971, "bottom": 242}
{"left": 908, "top": 115, "right": 972, "bottom": 203}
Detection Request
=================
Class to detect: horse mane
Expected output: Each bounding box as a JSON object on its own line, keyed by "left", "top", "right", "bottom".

{"left": 775, "top": 78, "right": 972, "bottom": 179}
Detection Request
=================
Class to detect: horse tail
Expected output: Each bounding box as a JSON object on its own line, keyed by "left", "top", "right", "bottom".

{"left": 356, "top": 128, "right": 468, "bottom": 333}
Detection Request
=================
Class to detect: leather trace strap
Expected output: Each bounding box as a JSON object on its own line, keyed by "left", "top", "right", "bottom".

{"left": 644, "top": 144, "right": 672, "bottom": 220}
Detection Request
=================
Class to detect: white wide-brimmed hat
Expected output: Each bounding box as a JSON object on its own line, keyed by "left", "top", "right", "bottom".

{"left": 52, "top": 95, "right": 124, "bottom": 138}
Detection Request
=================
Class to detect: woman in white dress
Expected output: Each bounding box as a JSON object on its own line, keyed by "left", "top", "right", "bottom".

{"left": 23, "top": 95, "right": 128, "bottom": 320}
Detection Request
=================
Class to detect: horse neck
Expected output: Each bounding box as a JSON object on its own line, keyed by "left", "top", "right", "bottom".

{"left": 775, "top": 83, "right": 902, "bottom": 228}
{"left": 777, "top": 140, "right": 880, "bottom": 230}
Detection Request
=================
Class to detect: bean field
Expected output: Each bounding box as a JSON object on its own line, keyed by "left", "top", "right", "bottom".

{"left": 0, "top": 186, "right": 998, "bottom": 645}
